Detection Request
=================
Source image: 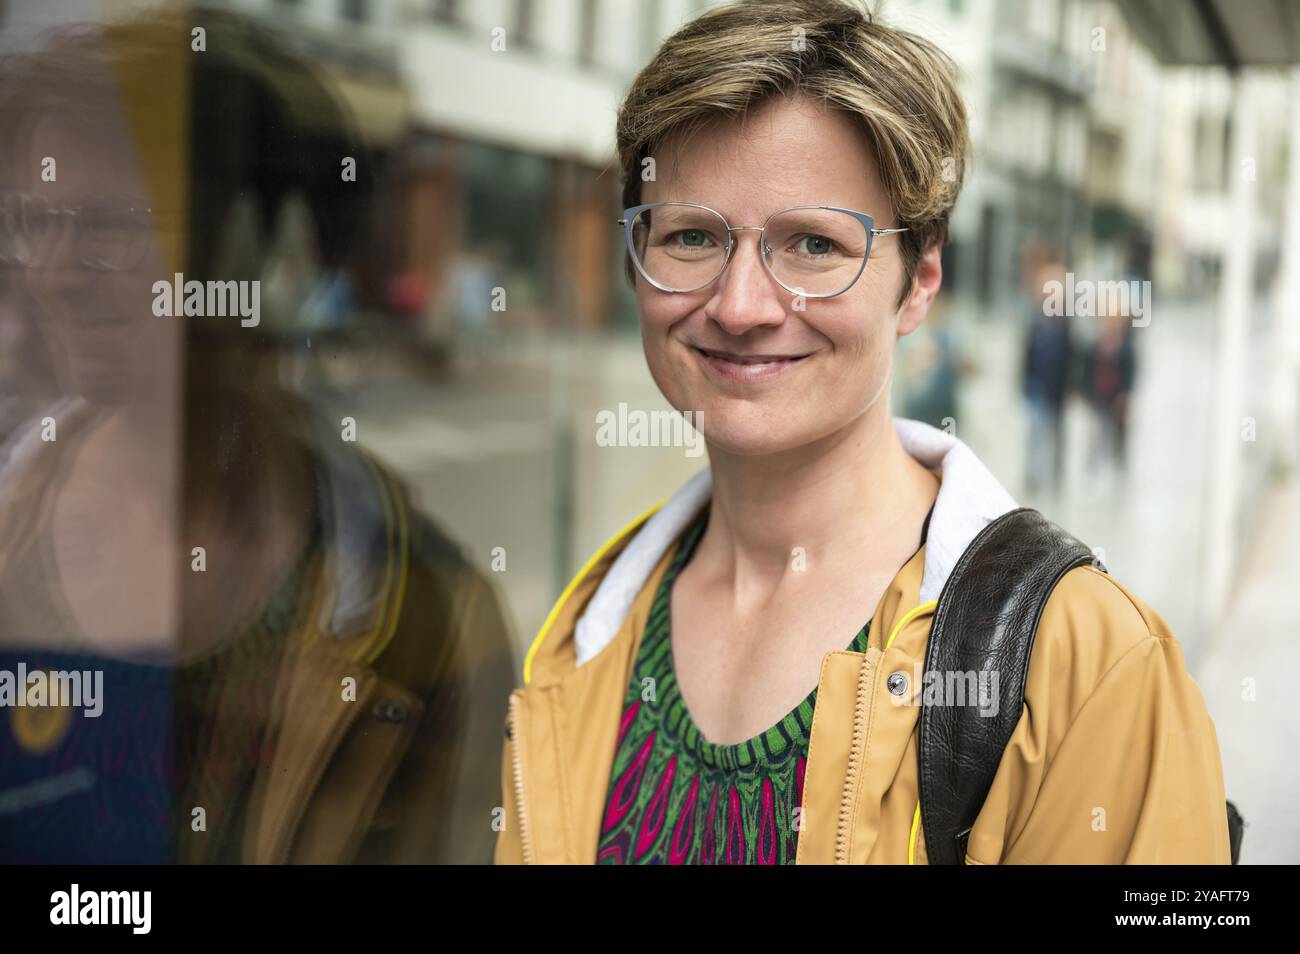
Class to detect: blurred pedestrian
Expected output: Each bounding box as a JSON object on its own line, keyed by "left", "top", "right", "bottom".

{"left": 900, "top": 294, "right": 966, "bottom": 429}
{"left": 1020, "top": 256, "right": 1074, "bottom": 497}
{"left": 1083, "top": 312, "right": 1137, "bottom": 482}
{"left": 452, "top": 242, "right": 506, "bottom": 367}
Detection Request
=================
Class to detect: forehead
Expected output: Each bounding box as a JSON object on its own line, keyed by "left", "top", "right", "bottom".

{"left": 641, "top": 93, "right": 887, "bottom": 219}
{"left": 12, "top": 110, "right": 144, "bottom": 199}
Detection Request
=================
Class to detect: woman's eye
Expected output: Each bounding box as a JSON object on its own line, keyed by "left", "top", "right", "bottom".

{"left": 672, "top": 229, "right": 710, "bottom": 248}
{"left": 798, "top": 235, "right": 835, "bottom": 256}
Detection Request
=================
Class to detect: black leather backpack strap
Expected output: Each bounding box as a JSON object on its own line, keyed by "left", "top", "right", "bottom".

{"left": 918, "top": 507, "right": 1099, "bottom": 864}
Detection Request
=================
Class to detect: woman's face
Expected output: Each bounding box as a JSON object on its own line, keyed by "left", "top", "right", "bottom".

{"left": 637, "top": 93, "right": 938, "bottom": 457}
{"left": 12, "top": 110, "right": 167, "bottom": 405}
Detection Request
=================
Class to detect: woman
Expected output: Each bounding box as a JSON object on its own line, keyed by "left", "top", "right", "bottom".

{"left": 494, "top": 0, "right": 1229, "bottom": 864}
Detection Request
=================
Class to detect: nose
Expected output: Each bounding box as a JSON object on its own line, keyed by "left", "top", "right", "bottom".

{"left": 22, "top": 218, "right": 88, "bottom": 302}
{"left": 704, "top": 229, "right": 787, "bottom": 336}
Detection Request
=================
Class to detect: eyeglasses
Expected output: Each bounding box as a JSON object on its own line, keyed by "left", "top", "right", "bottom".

{"left": 618, "top": 201, "right": 907, "bottom": 299}
{"left": 0, "top": 190, "right": 171, "bottom": 272}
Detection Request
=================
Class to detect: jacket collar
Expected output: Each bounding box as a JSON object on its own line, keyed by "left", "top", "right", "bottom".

{"left": 572, "top": 416, "right": 1018, "bottom": 668}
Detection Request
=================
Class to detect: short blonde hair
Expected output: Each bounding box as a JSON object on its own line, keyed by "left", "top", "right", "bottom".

{"left": 615, "top": 0, "right": 970, "bottom": 306}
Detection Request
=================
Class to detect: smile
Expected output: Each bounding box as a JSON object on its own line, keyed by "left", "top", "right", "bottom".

{"left": 692, "top": 346, "right": 811, "bottom": 383}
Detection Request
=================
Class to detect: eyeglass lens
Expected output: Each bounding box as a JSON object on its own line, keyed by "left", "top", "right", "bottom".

{"left": 629, "top": 204, "right": 870, "bottom": 296}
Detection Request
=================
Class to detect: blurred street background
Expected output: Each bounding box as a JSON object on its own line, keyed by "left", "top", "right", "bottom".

{"left": 3, "top": 0, "right": 1298, "bottom": 862}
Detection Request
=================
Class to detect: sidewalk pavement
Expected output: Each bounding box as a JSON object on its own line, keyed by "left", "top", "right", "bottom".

{"left": 1196, "top": 476, "right": 1300, "bottom": 864}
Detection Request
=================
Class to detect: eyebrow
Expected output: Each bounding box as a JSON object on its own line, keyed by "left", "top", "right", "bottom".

{"left": 652, "top": 200, "right": 852, "bottom": 218}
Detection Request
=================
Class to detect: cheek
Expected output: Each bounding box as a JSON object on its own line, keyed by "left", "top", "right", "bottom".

{"left": 637, "top": 290, "right": 666, "bottom": 351}
{"left": 637, "top": 286, "right": 695, "bottom": 359}
{"left": 637, "top": 295, "right": 689, "bottom": 397}
{"left": 815, "top": 292, "right": 882, "bottom": 360}
{"left": 815, "top": 299, "right": 895, "bottom": 400}
{"left": 636, "top": 289, "right": 667, "bottom": 335}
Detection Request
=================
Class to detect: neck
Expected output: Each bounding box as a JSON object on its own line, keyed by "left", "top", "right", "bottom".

{"left": 700, "top": 406, "right": 938, "bottom": 595}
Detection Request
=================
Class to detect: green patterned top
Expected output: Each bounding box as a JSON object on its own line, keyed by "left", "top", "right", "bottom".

{"left": 596, "top": 504, "right": 871, "bottom": 864}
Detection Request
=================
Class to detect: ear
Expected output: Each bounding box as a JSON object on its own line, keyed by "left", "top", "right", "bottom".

{"left": 895, "top": 242, "right": 943, "bottom": 337}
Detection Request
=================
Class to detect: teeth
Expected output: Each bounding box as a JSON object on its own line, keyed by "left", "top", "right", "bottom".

{"left": 705, "top": 350, "right": 792, "bottom": 364}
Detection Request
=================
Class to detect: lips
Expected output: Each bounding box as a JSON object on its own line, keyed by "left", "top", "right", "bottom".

{"left": 692, "top": 345, "right": 811, "bottom": 383}
{"left": 695, "top": 347, "right": 808, "bottom": 363}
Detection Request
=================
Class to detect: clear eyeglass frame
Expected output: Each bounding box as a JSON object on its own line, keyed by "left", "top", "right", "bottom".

{"left": 617, "top": 200, "right": 908, "bottom": 299}
{"left": 0, "top": 190, "right": 171, "bottom": 272}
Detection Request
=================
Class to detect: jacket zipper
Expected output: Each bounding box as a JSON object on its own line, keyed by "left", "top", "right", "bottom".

{"left": 506, "top": 691, "right": 535, "bottom": 864}
{"left": 835, "top": 645, "right": 881, "bottom": 864}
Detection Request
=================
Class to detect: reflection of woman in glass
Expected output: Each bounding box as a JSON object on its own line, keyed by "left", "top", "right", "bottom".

{"left": 0, "top": 14, "right": 515, "bottom": 863}
{"left": 495, "top": 0, "right": 1229, "bottom": 865}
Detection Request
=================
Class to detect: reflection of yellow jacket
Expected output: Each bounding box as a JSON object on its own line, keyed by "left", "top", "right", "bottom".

{"left": 0, "top": 397, "right": 517, "bottom": 863}
{"left": 220, "top": 449, "right": 518, "bottom": 865}
{"left": 494, "top": 418, "right": 1230, "bottom": 864}
{"left": 164, "top": 415, "right": 517, "bottom": 865}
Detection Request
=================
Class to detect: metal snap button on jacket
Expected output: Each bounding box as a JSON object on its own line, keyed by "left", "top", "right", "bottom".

{"left": 887, "top": 671, "right": 908, "bottom": 695}
{"left": 374, "top": 700, "right": 410, "bottom": 723}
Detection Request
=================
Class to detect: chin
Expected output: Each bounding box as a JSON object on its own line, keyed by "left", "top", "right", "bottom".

{"left": 678, "top": 398, "right": 819, "bottom": 457}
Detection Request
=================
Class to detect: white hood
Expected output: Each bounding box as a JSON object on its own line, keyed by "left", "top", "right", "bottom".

{"left": 573, "top": 416, "right": 1018, "bottom": 667}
